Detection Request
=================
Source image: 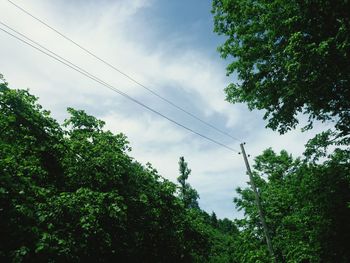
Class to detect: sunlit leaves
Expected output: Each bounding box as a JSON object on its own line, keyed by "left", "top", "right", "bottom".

{"left": 0, "top": 86, "right": 238, "bottom": 262}
{"left": 213, "top": 0, "right": 350, "bottom": 136}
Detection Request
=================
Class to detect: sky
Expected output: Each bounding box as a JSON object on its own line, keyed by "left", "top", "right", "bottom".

{"left": 0, "top": 0, "right": 332, "bottom": 219}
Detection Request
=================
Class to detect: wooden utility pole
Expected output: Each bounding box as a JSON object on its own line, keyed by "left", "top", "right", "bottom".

{"left": 240, "top": 143, "right": 276, "bottom": 263}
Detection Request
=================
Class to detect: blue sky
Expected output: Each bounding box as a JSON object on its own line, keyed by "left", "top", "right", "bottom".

{"left": 0, "top": 0, "right": 331, "bottom": 219}
{"left": 137, "top": 0, "right": 221, "bottom": 50}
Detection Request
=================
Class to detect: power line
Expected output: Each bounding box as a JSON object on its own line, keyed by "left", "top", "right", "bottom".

{"left": 0, "top": 23, "right": 239, "bottom": 153}
{"left": 6, "top": 0, "right": 242, "bottom": 143}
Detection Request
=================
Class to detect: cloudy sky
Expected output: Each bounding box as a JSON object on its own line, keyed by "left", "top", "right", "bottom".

{"left": 0, "top": 0, "right": 331, "bottom": 219}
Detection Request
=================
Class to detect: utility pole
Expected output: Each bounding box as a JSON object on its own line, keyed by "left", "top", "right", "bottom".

{"left": 240, "top": 143, "right": 276, "bottom": 263}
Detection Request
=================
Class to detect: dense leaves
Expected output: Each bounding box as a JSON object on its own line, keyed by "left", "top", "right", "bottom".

{"left": 0, "top": 79, "right": 237, "bottom": 262}
{"left": 212, "top": 3, "right": 350, "bottom": 259}
{"left": 233, "top": 148, "right": 350, "bottom": 262}
{"left": 212, "top": 0, "right": 350, "bottom": 135}
{"left": 177, "top": 157, "right": 200, "bottom": 209}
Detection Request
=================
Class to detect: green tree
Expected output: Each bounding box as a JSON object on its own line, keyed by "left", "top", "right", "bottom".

{"left": 212, "top": 0, "right": 350, "bottom": 136}
{"left": 1, "top": 78, "right": 237, "bottom": 262}
{"left": 234, "top": 148, "right": 350, "bottom": 262}
{"left": 217, "top": 218, "right": 238, "bottom": 236}
{"left": 210, "top": 212, "right": 218, "bottom": 228}
{"left": 177, "top": 156, "right": 199, "bottom": 209}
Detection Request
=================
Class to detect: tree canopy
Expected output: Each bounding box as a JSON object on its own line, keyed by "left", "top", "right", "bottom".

{"left": 0, "top": 78, "right": 238, "bottom": 262}
{"left": 233, "top": 147, "right": 350, "bottom": 262}
{"left": 177, "top": 157, "right": 200, "bottom": 209}
{"left": 212, "top": 2, "right": 350, "bottom": 261}
{"left": 212, "top": 0, "right": 350, "bottom": 136}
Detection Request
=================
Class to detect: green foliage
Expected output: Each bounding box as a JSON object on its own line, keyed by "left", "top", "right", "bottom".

{"left": 212, "top": 2, "right": 350, "bottom": 261}
{"left": 0, "top": 82, "right": 238, "bottom": 262}
{"left": 210, "top": 212, "right": 218, "bottom": 228}
{"left": 212, "top": 0, "right": 350, "bottom": 136}
{"left": 177, "top": 156, "right": 200, "bottom": 209}
{"left": 234, "top": 149, "right": 350, "bottom": 262}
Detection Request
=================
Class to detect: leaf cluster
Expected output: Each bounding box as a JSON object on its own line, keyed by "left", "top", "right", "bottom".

{"left": 0, "top": 84, "right": 238, "bottom": 262}
{"left": 213, "top": 0, "right": 350, "bottom": 135}
{"left": 233, "top": 149, "right": 350, "bottom": 262}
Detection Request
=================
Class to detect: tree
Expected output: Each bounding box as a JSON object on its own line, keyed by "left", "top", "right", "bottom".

{"left": 1, "top": 78, "right": 238, "bottom": 262}
{"left": 210, "top": 212, "right": 218, "bottom": 228}
{"left": 212, "top": 4, "right": 350, "bottom": 260}
{"left": 212, "top": 0, "right": 350, "bottom": 136}
{"left": 177, "top": 156, "right": 199, "bottom": 209}
{"left": 233, "top": 148, "right": 350, "bottom": 262}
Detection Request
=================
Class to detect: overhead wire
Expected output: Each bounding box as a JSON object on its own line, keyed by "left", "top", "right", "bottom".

{"left": 6, "top": 0, "right": 242, "bottom": 143}
{"left": 0, "top": 23, "right": 240, "bottom": 153}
